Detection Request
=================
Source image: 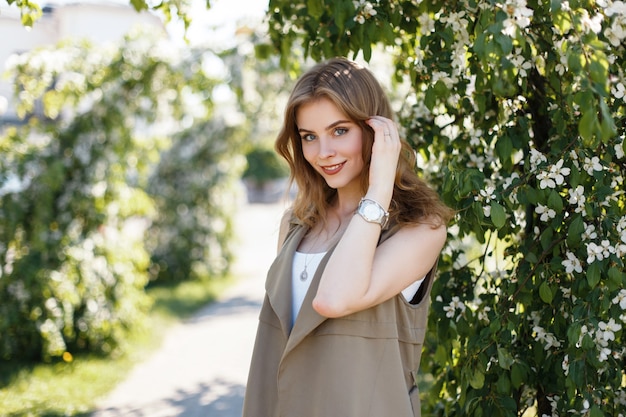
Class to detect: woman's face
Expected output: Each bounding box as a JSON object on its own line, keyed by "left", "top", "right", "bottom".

{"left": 296, "top": 97, "right": 364, "bottom": 193}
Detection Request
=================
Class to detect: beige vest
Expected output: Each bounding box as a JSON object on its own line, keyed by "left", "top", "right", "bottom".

{"left": 242, "top": 222, "right": 437, "bottom": 417}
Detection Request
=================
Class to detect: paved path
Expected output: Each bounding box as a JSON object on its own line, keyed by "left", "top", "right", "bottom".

{"left": 91, "top": 201, "right": 287, "bottom": 417}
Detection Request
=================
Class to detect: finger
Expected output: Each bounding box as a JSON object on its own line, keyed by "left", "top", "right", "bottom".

{"left": 366, "top": 117, "right": 396, "bottom": 139}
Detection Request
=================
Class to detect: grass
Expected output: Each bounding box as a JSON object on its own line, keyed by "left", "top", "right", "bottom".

{"left": 0, "top": 276, "right": 234, "bottom": 417}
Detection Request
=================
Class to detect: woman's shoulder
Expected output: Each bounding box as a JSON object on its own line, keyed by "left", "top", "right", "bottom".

{"left": 277, "top": 207, "right": 299, "bottom": 250}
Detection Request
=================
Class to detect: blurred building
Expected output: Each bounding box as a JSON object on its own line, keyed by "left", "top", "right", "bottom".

{"left": 0, "top": 0, "right": 165, "bottom": 123}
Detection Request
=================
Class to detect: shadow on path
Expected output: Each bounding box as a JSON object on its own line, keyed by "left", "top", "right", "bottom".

{"left": 90, "top": 201, "right": 286, "bottom": 417}
{"left": 95, "top": 378, "right": 245, "bottom": 417}
{"left": 186, "top": 294, "right": 263, "bottom": 324}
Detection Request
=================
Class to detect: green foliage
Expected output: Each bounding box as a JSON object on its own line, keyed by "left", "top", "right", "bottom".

{"left": 267, "top": 0, "right": 626, "bottom": 415}
{"left": 146, "top": 118, "right": 245, "bottom": 284}
{"left": 0, "top": 278, "right": 227, "bottom": 416}
{"left": 3, "top": 0, "right": 42, "bottom": 26}
{"left": 0, "top": 28, "right": 241, "bottom": 361}
{"left": 2, "top": 0, "right": 203, "bottom": 31}
{"left": 243, "top": 145, "right": 289, "bottom": 184}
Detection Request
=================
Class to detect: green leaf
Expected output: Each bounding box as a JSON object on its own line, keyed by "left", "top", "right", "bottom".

{"left": 587, "top": 262, "right": 601, "bottom": 288}
{"left": 424, "top": 86, "right": 437, "bottom": 111}
{"left": 547, "top": 190, "right": 563, "bottom": 212}
{"left": 567, "top": 50, "right": 584, "bottom": 73}
{"left": 567, "top": 215, "right": 584, "bottom": 246}
{"left": 540, "top": 228, "right": 553, "bottom": 251}
{"left": 497, "top": 346, "right": 514, "bottom": 370}
{"left": 525, "top": 251, "right": 539, "bottom": 263}
{"left": 496, "top": 373, "right": 511, "bottom": 394}
{"left": 490, "top": 202, "right": 506, "bottom": 229}
{"left": 130, "top": 0, "right": 148, "bottom": 11}
{"left": 599, "top": 99, "right": 617, "bottom": 142}
{"left": 589, "top": 405, "right": 604, "bottom": 417}
{"left": 608, "top": 267, "right": 624, "bottom": 290}
{"left": 578, "top": 110, "right": 596, "bottom": 146}
{"left": 469, "top": 369, "right": 485, "bottom": 389}
{"left": 307, "top": 0, "right": 324, "bottom": 18}
{"left": 496, "top": 33, "right": 513, "bottom": 55}
{"left": 511, "top": 363, "right": 524, "bottom": 388}
{"left": 567, "top": 322, "right": 581, "bottom": 345}
{"left": 362, "top": 28, "right": 372, "bottom": 61}
{"left": 495, "top": 135, "right": 513, "bottom": 165}
{"left": 589, "top": 58, "right": 607, "bottom": 85}
{"left": 539, "top": 281, "right": 553, "bottom": 304}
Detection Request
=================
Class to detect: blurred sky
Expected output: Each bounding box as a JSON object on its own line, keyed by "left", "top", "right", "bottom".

{"left": 166, "top": 0, "right": 268, "bottom": 47}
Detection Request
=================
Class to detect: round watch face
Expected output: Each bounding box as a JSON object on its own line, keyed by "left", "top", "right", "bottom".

{"left": 363, "top": 202, "right": 382, "bottom": 221}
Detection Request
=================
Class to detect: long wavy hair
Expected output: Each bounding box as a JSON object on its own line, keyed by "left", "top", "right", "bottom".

{"left": 276, "top": 57, "right": 454, "bottom": 229}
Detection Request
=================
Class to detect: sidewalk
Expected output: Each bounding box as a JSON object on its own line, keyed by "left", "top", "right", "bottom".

{"left": 91, "top": 200, "right": 287, "bottom": 417}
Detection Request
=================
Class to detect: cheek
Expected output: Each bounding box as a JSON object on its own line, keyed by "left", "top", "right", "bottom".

{"left": 301, "top": 143, "right": 318, "bottom": 165}
{"left": 351, "top": 133, "right": 365, "bottom": 162}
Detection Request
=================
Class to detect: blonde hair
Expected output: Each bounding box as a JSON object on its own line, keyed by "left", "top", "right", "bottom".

{"left": 276, "top": 57, "right": 454, "bottom": 228}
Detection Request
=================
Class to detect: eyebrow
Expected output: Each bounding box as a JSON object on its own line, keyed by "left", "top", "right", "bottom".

{"left": 298, "top": 119, "right": 353, "bottom": 134}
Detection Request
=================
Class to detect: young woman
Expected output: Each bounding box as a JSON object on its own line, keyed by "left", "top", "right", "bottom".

{"left": 242, "top": 57, "right": 454, "bottom": 417}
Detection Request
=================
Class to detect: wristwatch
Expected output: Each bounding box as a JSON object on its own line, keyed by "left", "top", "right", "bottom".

{"left": 357, "top": 198, "right": 389, "bottom": 229}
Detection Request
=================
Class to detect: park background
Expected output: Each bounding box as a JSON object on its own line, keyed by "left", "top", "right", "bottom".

{"left": 1, "top": 0, "right": 625, "bottom": 416}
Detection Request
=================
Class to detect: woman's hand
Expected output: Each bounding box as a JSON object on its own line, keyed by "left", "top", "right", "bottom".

{"left": 364, "top": 116, "right": 402, "bottom": 208}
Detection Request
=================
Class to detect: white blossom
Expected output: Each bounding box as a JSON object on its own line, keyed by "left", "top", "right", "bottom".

{"left": 529, "top": 147, "right": 547, "bottom": 171}
{"left": 501, "top": 0, "right": 534, "bottom": 36}
{"left": 533, "top": 325, "right": 561, "bottom": 350}
{"left": 604, "top": 0, "right": 626, "bottom": 17}
{"left": 582, "top": 223, "right": 598, "bottom": 241}
{"left": 598, "top": 345, "right": 613, "bottom": 362}
{"left": 418, "top": 12, "right": 435, "bottom": 33}
{"left": 353, "top": 0, "right": 377, "bottom": 23}
{"left": 478, "top": 306, "right": 491, "bottom": 322}
{"left": 443, "top": 296, "right": 466, "bottom": 321}
{"left": 537, "top": 159, "right": 570, "bottom": 189}
{"left": 583, "top": 156, "right": 603, "bottom": 175}
{"left": 613, "top": 82, "right": 626, "bottom": 100}
{"left": 550, "top": 159, "right": 570, "bottom": 183}
{"left": 598, "top": 318, "right": 622, "bottom": 344}
{"left": 577, "top": 324, "right": 594, "bottom": 348}
{"left": 535, "top": 204, "right": 556, "bottom": 222}
{"left": 468, "top": 153, "right": 486, "bottom": 170}
{"left": 580, "top": 9, "right": 603, "bottom": 34}
{"left": 562, "top": 251, "right": 583, "bottom": 274}
{"left": 537, "top": 170, "right": 555, "bottom": 189}
{"left": 616, "top": 141, "right": 625, "bottom": 159}
{"left": 568, "top": 185, "right": 586, "bottom": 213}
{"left": 605, "top": 2, "right": 626, "bottom": 46}
{"left": 613, "top": 289, "right": 626, "bottom": 310}
{"left": 562, "top": 354, "right": 570, "bottom": 376}
{"left": 569, "top": 149, "right": 580, "bottom": 168}
{"left": 476, "top": 185, "right": 496, "bottom": 203}
{"left": 586, "top": 240, "right": 615, "bottom": 263}
{"left": 509, "top": 48, "right": 532, "bottom": 77}
{"left": 503, "top": 172, "right": 520, "bottom": 190}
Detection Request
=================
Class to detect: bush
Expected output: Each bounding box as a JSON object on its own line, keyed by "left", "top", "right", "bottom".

{"left": 145, "top": 119, "right": 245, "bottom": 284}
{"left": 267, "top": 1, "right": 626, "bottom": 414}
{"left": 0, "top": 29, "right": 236, "bottom": 360}
{"left": 243, "top": 145, "right": 289, "bottom": 185}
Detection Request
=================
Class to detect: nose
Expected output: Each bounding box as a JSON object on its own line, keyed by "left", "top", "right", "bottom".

{"left": 318, "top": 136, "right": 336, "bottom": 159}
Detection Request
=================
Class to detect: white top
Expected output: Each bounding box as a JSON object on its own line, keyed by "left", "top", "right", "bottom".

{"left": 291, "top": 251, "right": 424, "bottom": 326}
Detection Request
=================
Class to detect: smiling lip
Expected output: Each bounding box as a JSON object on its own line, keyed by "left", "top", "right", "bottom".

{"left": 319, "top": 162, "right": 345, "bottom": 175}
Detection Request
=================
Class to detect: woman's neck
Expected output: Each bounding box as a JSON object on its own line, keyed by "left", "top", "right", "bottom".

{"left": 332, "top": 188, "right": 361, "bottom": 220}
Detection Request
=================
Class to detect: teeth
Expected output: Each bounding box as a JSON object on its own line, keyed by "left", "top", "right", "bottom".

{"left": 324, "top": 163, "right": 342, "bottom": 170}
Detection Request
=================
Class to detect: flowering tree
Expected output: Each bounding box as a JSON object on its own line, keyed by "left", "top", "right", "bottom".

{"left": 0, "top": 29, "right": 242, "bottom": 360}
{"left": 2, "top": 0, "right": 198, "bottom": 29}
{"left": 266, "top": 0, "right": 626, "bottom": 415}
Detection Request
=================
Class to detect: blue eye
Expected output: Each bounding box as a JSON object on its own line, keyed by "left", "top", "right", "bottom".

{"left": 301, "top": 133, "right": 316, "bottom": 142}
{"left": 334, "top": 127, "right": 348, "bottom": 136}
